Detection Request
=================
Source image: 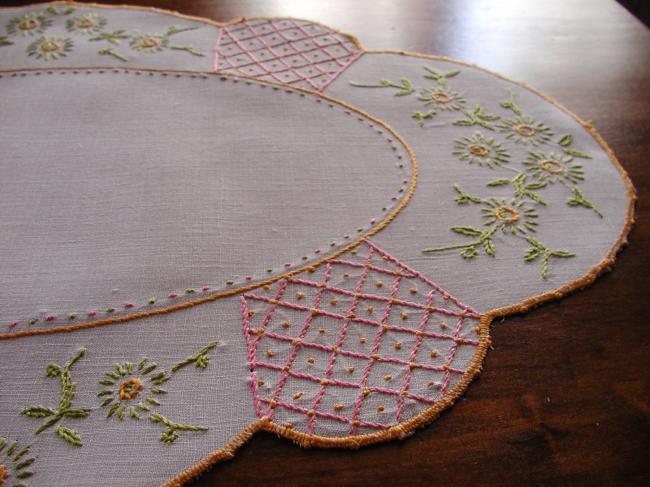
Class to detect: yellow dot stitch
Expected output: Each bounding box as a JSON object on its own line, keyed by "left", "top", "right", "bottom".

{"left": 347, "top": 367, "right": 355, "bottom": 374}
{"left": 296, "top": 292, "right": 304, "bottom": 300}
{"left": 394, "top": 342, "right": 402, "bottom": 350}
{"left": 307, "top": 357, "right": 315, "bottom": 365}
{"left": 409, "top": 287, "right": 418, "bottom": 294}
{"left": 293, "top": 391, "right": 303, "bottom": 400}
{"left": 330, "top": 298, "right": 338, "bottom": 306}
{"left": 266, "top": 350, "right": 275, "bottom": 358}
{"left": 377, "top": 405, "right": 385, "bottom": 413}
{"left": 401, "top": 311, "right": 409, "bottom": 320}
{"left": 384, "top": 375, "right": 392, "bottom": 382}
{"left": 247, "top": 310, "right": 255, "bottom": 318}
{"left": 366, "top": 306, "right": 374, "bottom": 313}
{"left": 334, "top": 403, "right": 344, "bottom": 411}
{"left": 281, "top": 321, "right": 290, "bottom": 329}
{"left": 359, "top": 336, "right": 366, "bottom": 344}
{"left": 319, "top": 328, "right": 326, "bottom": 334}
{"left": 257, "top": 379, "right": 265, "bottom": 386}
{"left": 430, "top": 350, "right": 438, "bottom": 358}
{"left": 375, "top": 280, "right": 383, "bottom": 288}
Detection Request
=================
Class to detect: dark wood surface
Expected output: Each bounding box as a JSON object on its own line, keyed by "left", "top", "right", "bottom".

{"left": 4, "top": 1, "right": 649, "bottom": 485}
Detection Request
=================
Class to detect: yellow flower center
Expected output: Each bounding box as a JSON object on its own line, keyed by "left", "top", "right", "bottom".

{"left": 118, "top": 377, "right": 143, "bottom": 401}
{"left": 430, "top": 91, "right": 453, "bottom": 104}
{"left": 468, "top": 143, "right": 490, "bottom": 157}
{"left": 138, "top": 37, "right": 161, "bottom": 49}
{"left": 40, "top": 41, "right": 61, "bottom": 53}
{"left": 76, "top": 18, "right": 95, "bottom": 28}
{"left": 493, "top": 206, "right": 520, "bottom": 223}
{"left": 0, "top": 464, "right": 7, "bottom": 486}
{"left": 18, "top": 18, "right": 39, "bottom": 31}
{"left": 514, "top": 124, "right": 536, "bottom": 137}
{"left": 539, "top": 159, "right": 565, "bottom": 174}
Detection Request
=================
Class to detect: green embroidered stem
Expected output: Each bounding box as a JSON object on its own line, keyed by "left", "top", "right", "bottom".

{"left": 453, "top": 104, "right": 501, "bottom": 130}
{"left": 499, "top": 90, "right": 523, "bottom": 115}
{"left": 89, "top": 30, "right": 129, "bottom": 45}
{"left": 558, "top": 134, "right": 573, "bottom": 147}
{"left": 149, "top": 413, "right": 208, "bottom": 444}
{"left": 166, "top": 25, "right": 199, "bottom": 36}
{"left": 487, "top": 173, "right": 547, "bottom": 205}
{"left": 422, "top": 66, "right": 460, "bottom": 86}
{"left": 21, "top": 348, "right": 91, "bottom": 446}
{"left": 349, "top": 78, "right": 415, "bottom": 96}
{"left": 98, "top": 48, "right": 128, "bottom": 62}
{"left": 169, "top": 45, "right": 205, "bottom": 57}
{"left": 411, "top": 108, "right": 437, "bottom": 126}
{"left": 563, "top": 148, "right": 592, "bottom": 159}
{"left": 567, "top": 186, "right": 603, "bottom": 217}
{"left": 0, "top": 36, "right": 13, "bottom": 46}
{"left": 453, "top": 184, "right": 483, "bottom": 205}
{"left": 46, "top": 5, "right": 76, "bottom": 15}
{"left": 423, "top": 225, "right": 498, "bottom": 259}
{"left": 171, "top": 341, "right": 220, "bottom": 373}
{"left": 524, "top": 237, "right": 575, "bottom": 279}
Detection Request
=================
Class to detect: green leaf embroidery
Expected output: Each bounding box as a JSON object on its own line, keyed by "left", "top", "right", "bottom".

{"left": 524, "top": 237, "right": 575, "bottom": 278}
{"left": 558, "top": 134, "right": 573, "bottom": 147}
{"left": 453, "top": 105, "right": 501, "bottom": 130}
{"left": 563, "top": 148, "right": 592, "bottom": 159}
{"left": 349, "top": 78, "right": 415, "bottom": 96}
{"left": 567, "top": 186, "right": 603, "bottom": 217}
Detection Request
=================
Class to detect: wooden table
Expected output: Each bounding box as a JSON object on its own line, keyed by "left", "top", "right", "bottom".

{"left": 5, "top": 1, "right": 649, "bottom": 485}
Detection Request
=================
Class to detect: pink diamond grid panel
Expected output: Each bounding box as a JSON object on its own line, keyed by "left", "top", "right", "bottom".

{"left": 241, "top": 240, "right": 482, "bottom": 438}
{"left": 214, "top": 18, "right": 363, "bottom": 91}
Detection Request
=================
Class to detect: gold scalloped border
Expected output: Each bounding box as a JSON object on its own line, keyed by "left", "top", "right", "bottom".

{"left": 0, "top": 2, "right": 637, "bottom": 486}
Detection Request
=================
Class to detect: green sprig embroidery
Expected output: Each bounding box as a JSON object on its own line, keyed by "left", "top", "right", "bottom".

{"left": 423, "top": 225, "right": 497, "bottom": 259}
{"left": 46, "top": 5, "right": 76, "bottom": 15}
{"left": 567, "top": 186, "right": 603, "bottom": 217}
{"left": 423, "top": 66, "right": 460, "bottom": 86}
{"left": 171, "top": 341, "right": 220, "bottom": 373}
{"left": 487, "top": 173, "right": 547, "bottom": 205}
{"left": 349, "top": 78, "right": 415, "bottom": 96}
{"left": 563, "top": 148, "right": 592, "bottom": 159}
{"left": 499, "top": 90, "right": 523, "bottom": 116}
{"left": 411, "top": 108, "right": 437, "bottom": 126}
{"left": 453, "top": 184, "right": 483, "bottom": 205}
{"left": 149, "top": 413, "right": 208, "bottom": 445}
{"left": 0, "top": 36, "right": 13, "bottom": 46}
{"left": 453, "top": 105, "right": 501, "bottom": 130}
{"left": 169, "top": 45, "right": 205, "bottom": 57}
{"left": 21, "top": 348, "right": 90, "bottom": 446}
{"left": 98, "top": 48, "right": 127, "bottom": 62}
{"left": 524, "top": 237, "right": 575, "bottom": 279}
{"left": 89, "top": 29, "right": 129, "bottom": 45}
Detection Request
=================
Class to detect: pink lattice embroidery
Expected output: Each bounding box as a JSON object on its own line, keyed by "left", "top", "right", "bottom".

{"left": 241, "top": 240, "right": 481, "bottom": 437}
{"left": 214, "top": 18, "right": 363, "bottom": 91}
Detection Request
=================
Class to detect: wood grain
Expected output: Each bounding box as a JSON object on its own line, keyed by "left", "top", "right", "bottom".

{"left": 4, "top": 1, "right": 649, "bottom": 485}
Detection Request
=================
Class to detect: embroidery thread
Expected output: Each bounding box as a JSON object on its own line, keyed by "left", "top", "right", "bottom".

{"left": 0, "top": 437, "right": 36, "bottom": 486}
{"left": 453, "top": 133, "right": 510, "bottom": 168}
{"left": 21, "top": 348, "right": 90, "bottom": 447}
{"left": 6, "top": 12, "right": 52, "bottom": 37}
{"left": 26, "top": 36, "right": 73, "bottom": 60}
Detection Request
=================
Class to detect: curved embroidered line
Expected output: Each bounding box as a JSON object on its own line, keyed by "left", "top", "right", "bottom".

{"left": 0, "top": 7, "right": 637, "bottom": 487}
{"left": 160, "top": 50, "right": 634, "bottom": 487}
{"left": 0, "top": 65, "right": 418, "bottom": 340}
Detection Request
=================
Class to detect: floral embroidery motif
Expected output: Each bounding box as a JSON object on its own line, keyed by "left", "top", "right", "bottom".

{"left": 523, "top": 151, "right": 583, "bottom": 185}
{"left": 66, "top": 14, "right": 107, "bottom": 35}
{"left": 567, "top": 186, "right": 603, "bottom": 217}
{"left": 351, "top": 66, "right": 468, "bottom": 126}
{"left": 21, "top": 348, "right": 90, "bottom": 447}
{"left": 130, "top": 25, "right": 204, "bottom": 57}
{"left": 96, "top": 341, "right": 219, "bottom": 444}
{"left": 481, "top": 198, "right": 539, "bottom": 235}
{"left": 26, "top": 36, "right": 73, "bottom": 61}
{"left": 497, "top": 115, "right": 553, "bottom": 146}
{"left": 417, "top": 87, "right": 466, "bottom": 111}
{"left": 6, "top": 12, "right": 52, "bottom": 37}
{"left": 98, "top": 358, "right": 169, "bottom": 421}
{"left": 453, "top": 133, "right": 510, "bottom": 168}
{"left": 0, "top": 437, "right": 36, "bottom": 486}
